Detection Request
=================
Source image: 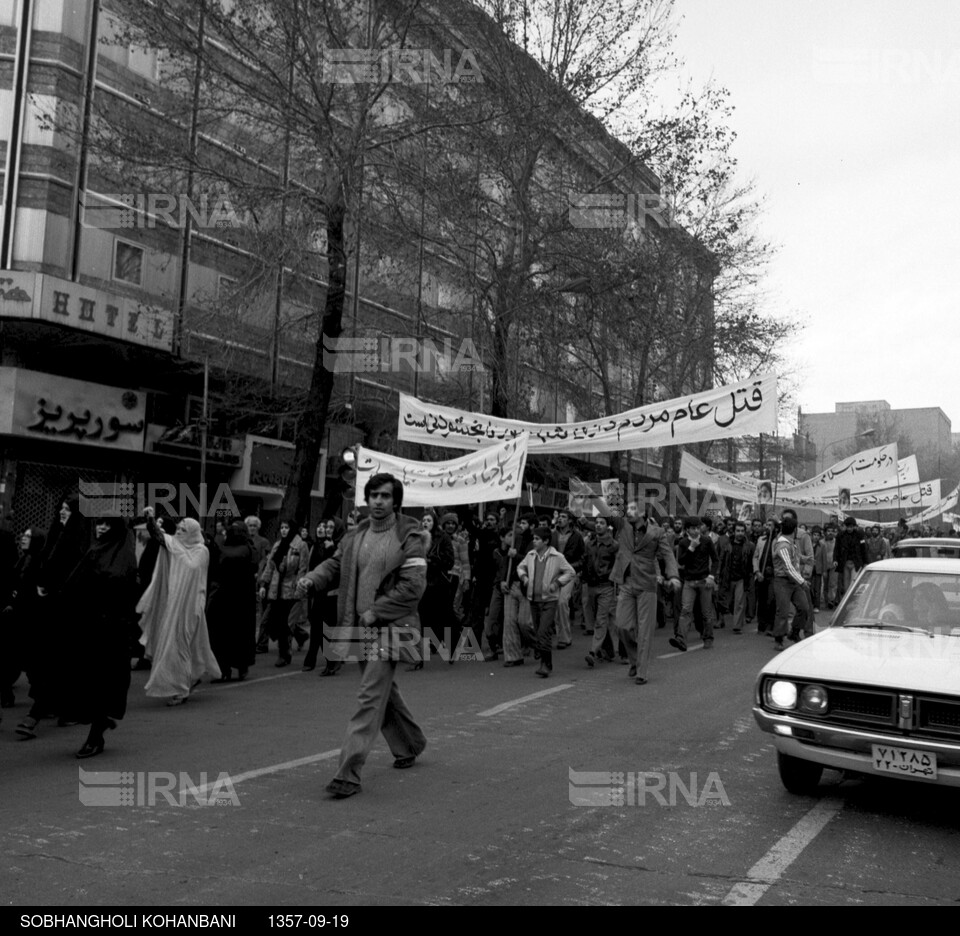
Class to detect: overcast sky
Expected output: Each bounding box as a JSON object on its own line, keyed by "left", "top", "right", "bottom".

{"left": 661, "top": 0, "right": 960, "bottom": 429}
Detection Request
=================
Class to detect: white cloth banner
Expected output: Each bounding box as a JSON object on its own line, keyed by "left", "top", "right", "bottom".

{"left": 899, "top": 483, "right": 960, "bottom": 527}
{"left": 847, "top": 479, "right": 940, "bottom": 511}
{"left": 680, "top": 449, "right": 931, "bottom": 510}
{"left": 786, "top": 443, "right": 899, "bottom": 495}
{"left": 354, "top": 434, "right": 529, "bottom": 508}
{"left": 398, "top": 374, "right": 778, "bottom": 453}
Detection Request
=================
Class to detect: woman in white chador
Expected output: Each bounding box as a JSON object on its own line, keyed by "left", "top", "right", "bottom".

{"left": 137, "top": 508, "right": 220, "bottom": 705}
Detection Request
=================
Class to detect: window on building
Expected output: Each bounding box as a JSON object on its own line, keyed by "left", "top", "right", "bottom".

{"left": 218, "top": 276, "right": 237, "bottom": 299}
{"left": 113, "top": 240, "right": 144, "bottom": 286}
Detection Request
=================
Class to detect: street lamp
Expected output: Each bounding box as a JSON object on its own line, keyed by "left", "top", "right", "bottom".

{"left": 817, "top": 429, "right": 876, "bottom": 474}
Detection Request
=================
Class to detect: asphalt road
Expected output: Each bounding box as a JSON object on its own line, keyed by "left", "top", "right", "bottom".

{"left": 3, "top": 617, "right": 960, "bottom": 907}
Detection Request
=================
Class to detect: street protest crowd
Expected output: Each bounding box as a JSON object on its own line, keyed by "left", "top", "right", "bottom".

{"left": 0, "top": 479, "right": 952, "bottom": 777}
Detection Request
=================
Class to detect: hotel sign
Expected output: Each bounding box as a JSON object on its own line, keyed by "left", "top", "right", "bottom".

{"left": 0, "top": 272, "right": 174, "bottom": 352}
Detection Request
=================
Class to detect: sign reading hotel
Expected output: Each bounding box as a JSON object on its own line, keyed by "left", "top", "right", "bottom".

{"left": 0, "top": 367, "right": 147, "bottom": 452}
{"left": 0, "top": 272, "right": 174, "bottom": 352}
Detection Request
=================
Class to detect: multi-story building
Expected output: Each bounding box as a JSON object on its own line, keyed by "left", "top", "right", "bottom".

{"left": 0, "top": 0, "right": 714, "bottom": 531}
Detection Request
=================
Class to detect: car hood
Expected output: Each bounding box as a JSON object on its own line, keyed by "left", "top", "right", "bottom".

{"left": 760, "top": 628, "right": 960, "bottom": 696}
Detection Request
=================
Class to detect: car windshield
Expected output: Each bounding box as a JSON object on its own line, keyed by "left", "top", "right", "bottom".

{"left": 834, "top": 569, "right": 960, "bottom": 635}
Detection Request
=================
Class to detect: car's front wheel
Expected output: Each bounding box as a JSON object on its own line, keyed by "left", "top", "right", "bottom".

{"left": 777, "top": 751, "right": 823, "bottom": 794}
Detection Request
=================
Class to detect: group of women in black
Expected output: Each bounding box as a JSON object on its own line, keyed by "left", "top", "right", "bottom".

{"left": 1, "top": 499, "right": 346, "bottom": 759}
{"left": 1, "top": 498, "right": 136, "bottom": 758}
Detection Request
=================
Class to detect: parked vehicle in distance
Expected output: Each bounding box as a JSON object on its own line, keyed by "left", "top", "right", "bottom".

{"left": 891, "top": 538, "right": 960, "bottom": 560}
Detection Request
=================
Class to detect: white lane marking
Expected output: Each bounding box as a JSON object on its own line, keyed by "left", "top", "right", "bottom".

{"left": 658, "top": 643, "right": 704, "bottom": 659}
{"left": 194, "top": 748, "right": 342, "bottom": 795}
{"left": 203, "top": 670, "right": 305, "bottom": 691}
{"left": 722, "top": 797, "right": 844, "bottom": 905}
{"left": 477, "top": 684, "right": 574, "bottom": 717}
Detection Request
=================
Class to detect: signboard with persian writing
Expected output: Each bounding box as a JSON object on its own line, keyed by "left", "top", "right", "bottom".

{"left": 1, "top": 367, "right": 146, "bottom": 451}
{"left": 355, "top": 433, "right": 529, "bottom": 507}
{"left": 398, "top": 374, "right": 777, "bottom": 453}
{"left": 241, "top": 436, "right": 326, "bottom": 496}
{"left": 0, "top": 272, "right": 174, "bottom": 352}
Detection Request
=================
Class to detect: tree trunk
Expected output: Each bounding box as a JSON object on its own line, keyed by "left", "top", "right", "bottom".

{"left": 281, "top": 186, "right": 347, "bottom": 524}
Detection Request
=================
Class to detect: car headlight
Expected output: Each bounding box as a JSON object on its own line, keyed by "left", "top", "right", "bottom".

{"left": 766, "top": 680, "right": 797, "bottom": 710}
{"left": 800, "top": 684, "right": 828, "bottom": 715}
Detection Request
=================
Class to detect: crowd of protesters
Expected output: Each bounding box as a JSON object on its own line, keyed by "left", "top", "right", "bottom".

{"left": 1, "top": 482, "right": 954, "bottom": 763}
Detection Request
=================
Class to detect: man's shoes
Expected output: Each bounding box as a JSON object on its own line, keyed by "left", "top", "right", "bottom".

{"left": 302, "top": 664, "right": 315, "bottom": 672}
{"left": 319, "top": 662, "right": 342, "bottom": 676}
{"left": 703, "top": 639, "right": 713, "bottom": 649}
{"left": 732, "top": 628, "right": 742, "bottom": 634}
{"left": 166, "top": 695, "right": 187, "bottom": 706}
{"left": 668, "top": 637, "right": 687, "bottom": 652}
{"left": 535, "top": 663, "right": 550, "bottom": 678}
{"left": 255, "top": 646, "right": 269, "bottom": 654}
{"left": 393, "top": 755, "right": 417, "bottom": 769}
{"left": 325, "top": 779, "right": 361, "bottom": 799}
{"left": 597, "top": 653, "right": 615, "bottom": 662}
{"left": 482, "top": 650, "right": 498, "bottom": 662}
{"left": 15, "top": 716, "right": 38, "bottom": 739}
{"left": 503, "top": 659, "right": 524, "bottom": 667}
{"left": 405, "top": 661, "right": 424, "bottom": 672}
{"left": 617, "top": 657, "right": 629, "bottom": 665}
{"left": 628, "top": 665, "right": 637, "bottom": 677}
{"left": 585, "top": 652, "right": 596, "bottom": 668}
{"left": 556, "top": 641, "right": 571, "bottom": 649}
{"left": 635, "top": 677, "right": 648, "bottom": 685}
{"left": 57, "top": 718, "right": 79, "bottom": 727}
{"left": 275, "top": 657, "right": 291, "bottom": 668}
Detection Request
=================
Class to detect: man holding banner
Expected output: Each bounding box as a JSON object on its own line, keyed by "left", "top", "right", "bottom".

{"left": 609, "top": 503, "right": 681, "bottom": 685}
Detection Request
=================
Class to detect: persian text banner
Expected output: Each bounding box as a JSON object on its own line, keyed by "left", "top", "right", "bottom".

{"left": 355, "top": 434, "right": 528, "bottom": 507}
{"left": 398, "top": 374, "right": 777, "bottom": 453}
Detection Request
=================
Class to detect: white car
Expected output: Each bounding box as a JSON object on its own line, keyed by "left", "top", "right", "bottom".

{"left": 754, "top": 558, "right": 960, "bottom": 793}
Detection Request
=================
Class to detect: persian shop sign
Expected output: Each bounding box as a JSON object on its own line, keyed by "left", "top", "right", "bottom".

{"left": 0, "top": 272, "right": 174, "bottom": 352}
{"left": 0, "top": 367, "right": 146, "bottom": 452}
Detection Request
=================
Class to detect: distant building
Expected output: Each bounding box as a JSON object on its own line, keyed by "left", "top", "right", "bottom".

{"left": 798, "top": 401, "right": 952, "bottom": 478}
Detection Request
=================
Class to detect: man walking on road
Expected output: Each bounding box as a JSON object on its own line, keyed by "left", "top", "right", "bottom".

{"left": 298, "top": 473, "right": 427, "bottom": 799}
{"left": 610, "top": 503, "right": 680, "bottom": 685}
{"left": 671, "top": 517, "right": 720, "bottom": 652}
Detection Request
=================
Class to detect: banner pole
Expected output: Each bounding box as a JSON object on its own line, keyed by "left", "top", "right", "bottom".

{"left": 503, "top": 474, "right": 525, "bottom": 585}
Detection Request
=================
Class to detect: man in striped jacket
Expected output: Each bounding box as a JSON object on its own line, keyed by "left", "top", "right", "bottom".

{"left": 771, "top": 513, "right": 812, "bottom": 653}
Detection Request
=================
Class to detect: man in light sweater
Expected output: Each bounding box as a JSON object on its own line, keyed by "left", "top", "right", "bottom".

{"left": 298, "top": 473, "right": 427, "bottom": 798}
{"left": 517, "top": 526, "right": 576, "bottom": 678}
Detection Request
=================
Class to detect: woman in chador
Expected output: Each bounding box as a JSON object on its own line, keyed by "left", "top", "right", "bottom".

{"left": 258, "top": 521, "right": 310, "bottom": 667}
{"left": 137, "top": 509, "right": 220, "bottom": 705}
{"left": 207, "top": 520, "right": 258, "bottom": 682}
{"left": 59, "top": 517, "right": 139, "bottom": 758}
{"left": 2, "top": 527, "right": 46, "bottom": 716}
{"left": 15, "top": 496, "right": 89, "bottom": 739}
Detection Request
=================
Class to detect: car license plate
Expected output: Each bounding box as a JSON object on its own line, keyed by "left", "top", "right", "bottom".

{"left": 871, "top": 744, "right": 937, "bottom": 779}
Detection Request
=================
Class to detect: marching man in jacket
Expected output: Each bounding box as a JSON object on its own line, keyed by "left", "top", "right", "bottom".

{"left": 609, "top": 503, "right": 681, "bottom": 685}
{"left": 297, "top": 473, "right": 427, "bottom": 799}
{"left": 517, "top": 526, "right": 576, "bottom": 678}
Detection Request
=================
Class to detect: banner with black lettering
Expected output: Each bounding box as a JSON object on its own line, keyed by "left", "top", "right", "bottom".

{"left": 398, "top": 374, "right": 777, "bottom": 453}
{"left": 355, "top": 433, "right": 528, "bottom": 507}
